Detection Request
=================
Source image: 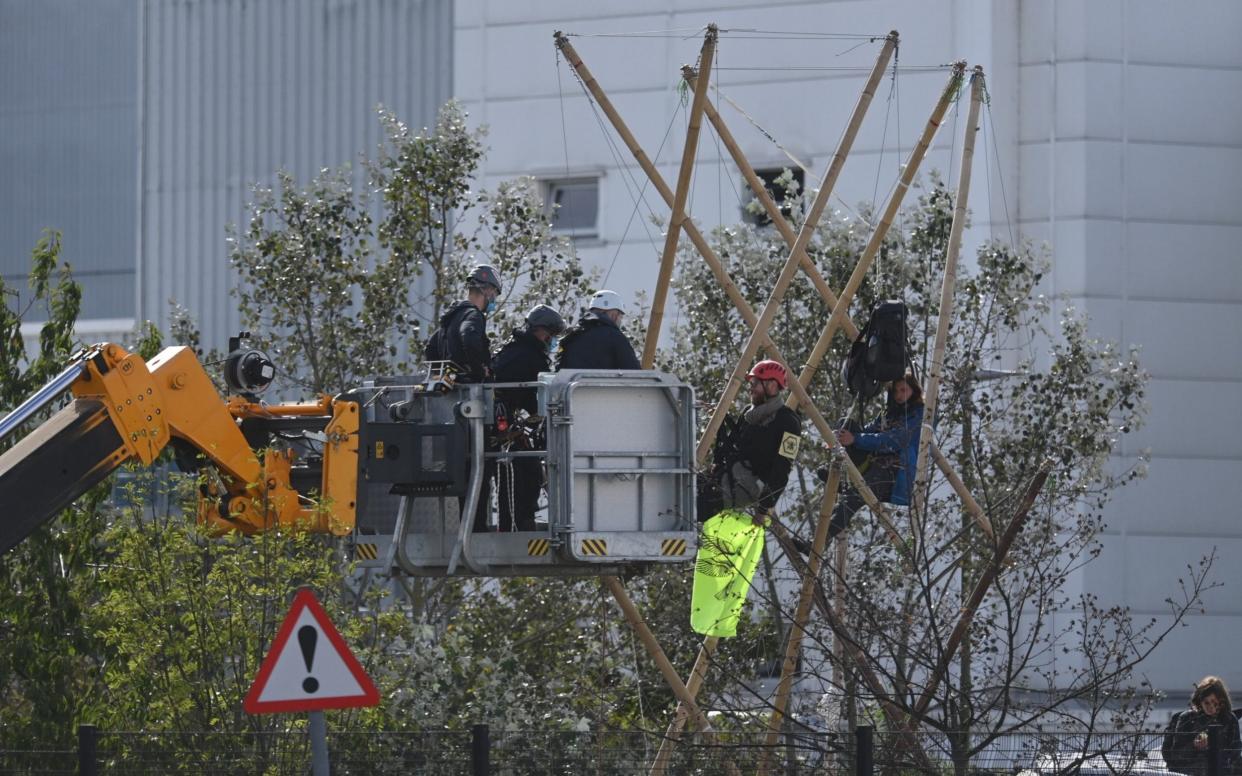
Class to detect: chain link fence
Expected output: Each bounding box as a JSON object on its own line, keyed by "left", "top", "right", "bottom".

{"left": 1, "top": 725, "right": 1199, "bottom": 775}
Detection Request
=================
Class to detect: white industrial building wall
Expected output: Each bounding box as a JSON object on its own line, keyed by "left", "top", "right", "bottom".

{"left": 1018, "top": 0, "right": 1242, "bottom": 697}
{"left": 457, "top": 0, "right": 1242, "bottom": 699}
{"left": 455, "top": 0, "right": 1019, "bottom": 322}
{"left": 138, "top": 0, "right": 453, "bottom": 349}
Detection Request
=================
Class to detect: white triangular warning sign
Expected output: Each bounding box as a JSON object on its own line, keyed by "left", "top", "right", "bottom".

{"left": 244, "top": 588, "right": 380, "bottom": 714}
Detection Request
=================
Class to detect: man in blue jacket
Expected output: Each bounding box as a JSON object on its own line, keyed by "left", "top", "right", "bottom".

{"left": 557, "top": 290, "right": 640, "bottom": 370}
{"left": 828, "top": 371, "right": 924, "bottom": 538}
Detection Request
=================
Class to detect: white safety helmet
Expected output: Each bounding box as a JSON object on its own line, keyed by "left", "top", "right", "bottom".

{"left": 588, "top": 289, "right": 624, "bottom": 313}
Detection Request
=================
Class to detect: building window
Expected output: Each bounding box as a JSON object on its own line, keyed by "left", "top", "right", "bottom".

{"left": 544, "top": 177, "right": 599, "bottom": 238}
{"left": 742, "top": 167, "right": 805, "bottom": 227}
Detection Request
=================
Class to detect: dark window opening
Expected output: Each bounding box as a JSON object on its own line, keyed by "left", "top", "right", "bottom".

{"left": 742, "top": 167, "right": 805, "bottom": 227}
{"left": 544, "top": 177, "right": 599, "bottom": 238}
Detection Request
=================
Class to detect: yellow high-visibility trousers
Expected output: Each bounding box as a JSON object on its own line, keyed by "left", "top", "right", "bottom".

{"left": 690, "top": 510, "right": 766, "bottom": 637}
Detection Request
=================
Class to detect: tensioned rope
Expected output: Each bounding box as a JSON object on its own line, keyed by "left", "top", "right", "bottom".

{"left": 711, "top": 64, "right": 952, "bottom": 72}
{"left": 555, "top": 47, "right": 580, "bottom": 246}
{"left": 893, "top": 40, "right": 906, "bottom": 286}
{"left": 980, "top": 84, "right": 1036, "bottom": 370}
{"left": 556, "top": 46, "right": 682, "bottom": 287}
{"left": 983, "top": 85, "right": 1017, "bottom": 251}
{"left": 870, "top": 43, "right": 902, "bottom": 296}
{"left": 582, "top": 88, "right": 666, "bottom": 242}
{"left": 602, "top": 107, "right": 682, "bottom": 287}
{"left": 705, "top": 82, "right": 874, "bottom": 233}
{"left": 563, "top": 27, "right": 887, "bottom": 40}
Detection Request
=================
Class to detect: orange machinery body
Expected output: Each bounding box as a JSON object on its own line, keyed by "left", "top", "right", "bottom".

{"left": 0, "top": 343, "right": 358, "bottom": 552}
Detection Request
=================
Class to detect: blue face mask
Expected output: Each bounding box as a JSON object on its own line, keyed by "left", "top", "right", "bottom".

{"left": 485, "top": 298, "right": 497, "bottom": 315}
{"left": 547, "top": 335, "right": 560, "bottom": 354}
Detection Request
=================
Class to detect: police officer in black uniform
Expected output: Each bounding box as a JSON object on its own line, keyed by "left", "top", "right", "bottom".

{"left": 423, "top": 264, "right": 502, "bottom": 383}
{"left": 424, "top": 264, "right": 501, "bottom": 531}
{"left": 491, "top": 305, "right": 566, "bottom": 530}
{"left": 699, "top": 359, "right": 802, "bottom": 522}
{"left": 557, "top": 289, "right": 640, "bottom": 370}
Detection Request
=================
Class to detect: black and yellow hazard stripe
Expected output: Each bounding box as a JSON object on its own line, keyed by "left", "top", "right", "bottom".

{"left": 661, "top": 538, "right": 687, "bottom": 556}
{"left": 527, "top": 538, "right": 550, "bottom": 556}
{"left": 580, "top": 538, "right": 608, "bottom": 556}
{"left": 355, "top": 543, "right": 378, "bottom": 560}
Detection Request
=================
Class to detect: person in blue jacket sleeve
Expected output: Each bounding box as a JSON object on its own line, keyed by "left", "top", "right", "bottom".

{"left": 828, "top": 371, "right": 924, "bottom": 539}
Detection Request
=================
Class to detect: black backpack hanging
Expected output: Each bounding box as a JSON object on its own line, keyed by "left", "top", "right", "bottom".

{"left": 842, "top": 300, "right": 909, "bottom": 400}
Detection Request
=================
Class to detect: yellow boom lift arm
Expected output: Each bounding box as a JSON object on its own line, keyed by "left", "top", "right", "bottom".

{"left": 0, "top": 342, "right": 358, "bottom": 555}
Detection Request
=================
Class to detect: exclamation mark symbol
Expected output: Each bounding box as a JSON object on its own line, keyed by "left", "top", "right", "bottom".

{"left": 298, "top": 625, "right": 319, "bottom": 694}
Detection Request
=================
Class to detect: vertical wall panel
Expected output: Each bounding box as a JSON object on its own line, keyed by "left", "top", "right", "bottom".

{"left": 138, "top": 0, "right": 452, "bottom": 348}
{"left": 0, "top": 0, "right": 138, "bottom": 321}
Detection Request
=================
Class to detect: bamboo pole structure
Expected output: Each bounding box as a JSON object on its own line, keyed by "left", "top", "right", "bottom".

{"left": 833, "top": 515, "right": 848, "bottom": 700}
{"left": 910, "top": 462, "right": 1051, "bottom": 717}
{"left": 555, "top": 38, "right": 960, "bottom": 775}
{"left": 695, "top": 33, "right": 897, "bottom": 463}
{"left": 781, "top": 62, "right": 966, "bottom": 425}
{"left": 756, "top": 468, "right": 842, "bottom": 776}
{"left": 649, "top": 637, "right": 717, "bottom": 776}
{"left": 808, "top": 572, "right": 909, "bottom": 726}
{"left": 689, "top": 68, "right": 861, "bottom": 340}
{"left": 649, "top": 65, "right": 973, "bottom": 774}
{"left": 555, "top": 32, "right": 895, "bottom": 532}
{"left": 911, "top": 66, "right": 986, "bottom": 526}
{"left": 602, "top": 576, "right": 715, "bottom": 732}
{"left": 642, "top": 26, "right": 718, "bottom": 368}
{"left": 646, "top": 68, "right": 960, "bottom": 775}
{"left": 557, "top": 32, "right": 1023, "bottom": 774}
{"left": 693, "top": 69, "right": 995, "bottom": 542}
{"left": 932, "top": 442, "right": 993, "bottom": 538}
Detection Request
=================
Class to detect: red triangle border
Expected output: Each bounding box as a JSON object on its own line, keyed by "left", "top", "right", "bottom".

{"left": 244, "top": 587, "right": 380, "bottom": 714}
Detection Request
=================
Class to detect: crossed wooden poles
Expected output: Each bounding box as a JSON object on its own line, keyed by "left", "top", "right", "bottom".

{"left": 554, "top": 25, "right": 1044, "bottom": 776}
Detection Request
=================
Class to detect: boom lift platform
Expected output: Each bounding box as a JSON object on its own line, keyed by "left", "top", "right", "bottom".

{"left": 0, "top": 342, "right": 697, "bottom": 575}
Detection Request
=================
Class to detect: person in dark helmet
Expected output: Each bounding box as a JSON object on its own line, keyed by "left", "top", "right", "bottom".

{"left": 424, "top": 264, "right": 502, "bottom": 383}
{"left": 557, "top": 289, "right": 640, "bottom": 370}
{"left": 423, "top": 264, "right": 501, "bottom": 532}
{"left": 491, "top": 304, "right": 566, "bottom": 530}
{"left": 492, "top": 304, "right": 566, "bottom": 414}
{"left": 1163, "top": 675, "right": 1242, "bottom": 776}
{"left": 698, "top": 359, "right": 803, "bottom": 523}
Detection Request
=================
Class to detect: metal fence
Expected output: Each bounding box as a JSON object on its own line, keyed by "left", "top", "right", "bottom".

{"left": 0, "top": 724, "right": 1211, "bottom": 776}
{"left": 867, "top": 728, "right": 1174, "bottom": 775}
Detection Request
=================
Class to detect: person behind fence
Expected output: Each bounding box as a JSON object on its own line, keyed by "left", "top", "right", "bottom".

{"left": 1162, "top": 676, "right": 1242, "bottom": 776}
{"left": 690, "top": 360, "right": 802, "bottom": 638}
{"left": 824, "top": 370, "right": 924, "bottom": 540}
{"left": 423, "top": 264, "right": 502, "bottom": 383}
{"left": 490, "top": 304, "right": 566, "bottom": 531}
{"left": 556, "top": 289, "right": 640, "bottom": 370}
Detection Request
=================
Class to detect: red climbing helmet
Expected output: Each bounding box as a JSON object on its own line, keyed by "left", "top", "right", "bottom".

{"left": 746, "top": 359, "right": 787, "bottom": 389}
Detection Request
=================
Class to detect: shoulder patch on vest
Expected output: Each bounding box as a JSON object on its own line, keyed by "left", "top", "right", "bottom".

{"left": 778, "top": 431, "right": 801, "bottom": 460}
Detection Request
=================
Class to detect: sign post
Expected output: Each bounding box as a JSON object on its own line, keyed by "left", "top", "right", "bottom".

{"left": 244, "top": 588, "right": 380, "bottom": 775}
